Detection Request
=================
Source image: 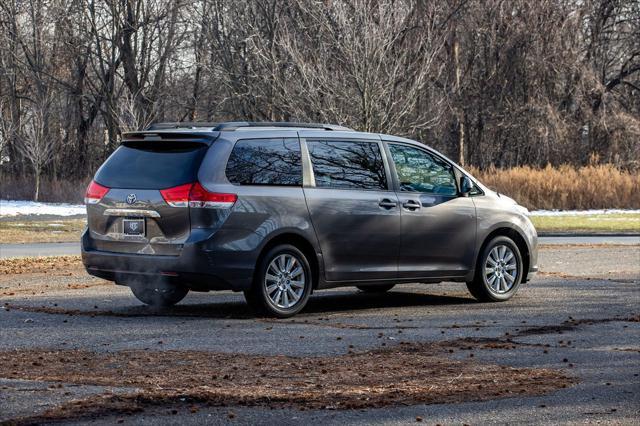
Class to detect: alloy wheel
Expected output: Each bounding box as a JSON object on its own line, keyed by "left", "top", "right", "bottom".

{"left": 264, "top": 253, "right": 306, "bottom": 309}
{"left": 483, "top": 244, "right": 518, "bottom": 294}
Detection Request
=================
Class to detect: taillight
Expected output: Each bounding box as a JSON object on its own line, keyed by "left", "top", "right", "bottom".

{"left": 160, "top": 182, "right": 237, "bottom": 209}
{"left": 188, "top": 182, "right": 237, "bottom": 209}
{"left": 159, "top": 183, "right": 192, "bottom": 207}
{"left": 84, "top": 180, "right": 109, "bottom": 205}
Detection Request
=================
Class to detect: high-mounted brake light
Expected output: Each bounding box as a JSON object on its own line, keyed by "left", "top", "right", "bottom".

{"left": 160, "top": 182, "right": 237, "bottom": 209}
{"left": 84, "top": 180, "right": 109, "bottom": 205}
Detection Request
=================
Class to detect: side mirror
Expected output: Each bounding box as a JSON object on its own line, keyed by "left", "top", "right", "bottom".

{"left": 459, "top": 176, "right": 473, "bottom": 196}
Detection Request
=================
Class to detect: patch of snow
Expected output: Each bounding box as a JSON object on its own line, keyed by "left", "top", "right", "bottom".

{"left": 529, "top": 209, "right": 640, "bottom": 216}
{"left": 0, "top": 200, "right": 86, "bottom": 217}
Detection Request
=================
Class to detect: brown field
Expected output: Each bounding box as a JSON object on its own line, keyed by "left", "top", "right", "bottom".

{"left": 472, "top": 164, "right": 640, "bottom": 210}
{"left": 0, "top": 219, "right": 86, "bottom": 243}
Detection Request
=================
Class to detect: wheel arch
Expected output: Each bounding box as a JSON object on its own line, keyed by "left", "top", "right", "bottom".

{"left": 253, "top": 232, "right": 321, "bottom": 290}
{"left": 478, "top": 227, "right": 531, "bottom": 282}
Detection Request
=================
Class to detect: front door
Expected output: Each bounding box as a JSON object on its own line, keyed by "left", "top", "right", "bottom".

{"left": 302, "top": 138, "right": 400, "bottom": 282}
{"left": 385, "top": 142, "right": 476, "bottom": 279}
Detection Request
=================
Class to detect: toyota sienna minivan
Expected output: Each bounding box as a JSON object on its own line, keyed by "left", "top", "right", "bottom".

{"left": 82, "top": 121, "right": 538, "bottom": 317}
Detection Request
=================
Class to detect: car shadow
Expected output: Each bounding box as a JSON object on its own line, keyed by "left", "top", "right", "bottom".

{"left": 100, "top": 290, "right": 474, "bottom": 319}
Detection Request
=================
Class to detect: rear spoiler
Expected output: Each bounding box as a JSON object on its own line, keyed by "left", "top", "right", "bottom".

{"left": 121, "top": 130, "right": 219, "bottom": 146}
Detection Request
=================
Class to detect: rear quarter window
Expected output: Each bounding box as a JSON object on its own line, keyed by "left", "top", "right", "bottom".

{"left": 225, "top": 138, "right": 302, "bottom": 186}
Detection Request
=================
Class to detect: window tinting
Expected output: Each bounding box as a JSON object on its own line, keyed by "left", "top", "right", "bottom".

{"left": 308, "top": 140, "right": 387, "bottom": 190}
{"left": 388, "top": 144, "right": 457, "bottom": 196}
{"left": 94, "top": 144, "right": 207, "bottom": 189}
{"left": 225, "top": 138, "right": 302, "bottom": 186}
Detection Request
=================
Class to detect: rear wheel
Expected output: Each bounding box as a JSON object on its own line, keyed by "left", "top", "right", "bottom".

{"left": 244, "top": 244, "right": 312, "bottom": 318}
{"left": 356, "top": 284, "right": 395, "bottom": 293}
{"left": 129, "top": 279, "right": 188, "bottom": 307}
{"left": 467, "top": 236, "right": 523, "bottom": 302}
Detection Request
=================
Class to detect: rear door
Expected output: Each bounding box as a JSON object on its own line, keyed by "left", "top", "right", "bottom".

{"left": 300, "top": 133, "right": 400, "bottom": 282}
{"left": 87, "top": 137, "right": 209, "bottom": 255}
{"left": 384, "top": 141, "right": 476, "bottom": 278}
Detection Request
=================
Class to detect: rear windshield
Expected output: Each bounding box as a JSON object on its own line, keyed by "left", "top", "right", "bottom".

{"left": 94, "top": 143, "right": 207, "bottom": 189}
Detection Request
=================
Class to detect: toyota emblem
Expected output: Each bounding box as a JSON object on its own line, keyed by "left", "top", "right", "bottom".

{"left": 126, "top": 194, "right": 137, "bottom": 205}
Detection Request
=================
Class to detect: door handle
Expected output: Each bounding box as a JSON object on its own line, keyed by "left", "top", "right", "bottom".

{"left": 378, "top": 199, "right": 397, "bottom": 209}
{"left": 402, "top": 200, "right": 421, "bottom": 210}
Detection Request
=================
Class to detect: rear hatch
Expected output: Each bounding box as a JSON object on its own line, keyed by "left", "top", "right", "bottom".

{"left": 85, "top": 133, "right": 212, "bottom": 255}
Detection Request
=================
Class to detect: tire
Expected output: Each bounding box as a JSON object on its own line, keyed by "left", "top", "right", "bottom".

{"left": 466, "top": 235, "right": 523, "bottom": 302}
{"left": 244, "top": 244, "right": 313, "bottom": 318}
{"left": 356, "top": 284, "right": 395, "bottom": 293}
{"left": 129, "top": 279, "right": 188, "bottom": 307}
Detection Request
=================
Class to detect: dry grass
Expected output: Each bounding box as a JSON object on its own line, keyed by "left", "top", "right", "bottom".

{"left": 472, "top": 164, "right": 640, "bottom": 210}
{"left": 530, "top": 213, "right": 640, "bottom": 233}
{"left": 0, "top": 219, "right": 85, "bottom": 243}
{"left": 1, "top": 165, "right": 638, "bottom": 211}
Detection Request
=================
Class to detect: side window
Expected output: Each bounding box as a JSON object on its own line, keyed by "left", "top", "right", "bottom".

{"left": 469, "top": 183, "right": 483, "bottom": 196}
{"left": 225, "top": 138, "right": 302, "bottom": 186}
{"left": 308, "top": 140, "right": 387, "bottom": 190}
{"left": 388, "top": 144, "right": 457, "bottom": 196}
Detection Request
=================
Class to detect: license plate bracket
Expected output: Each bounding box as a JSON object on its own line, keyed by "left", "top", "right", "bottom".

{"left": 123, "top": 218, "right": 145, "bottom": 236}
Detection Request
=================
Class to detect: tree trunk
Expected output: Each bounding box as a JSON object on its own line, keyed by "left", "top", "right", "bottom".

{"left": 453, "top": 37, "right": 464, "bottom": 166}
{"left": 457, "top": 114, "right": 465, "bottom": 166}
{"left": 34, "top": 169, "right": 40, "bottom": 202}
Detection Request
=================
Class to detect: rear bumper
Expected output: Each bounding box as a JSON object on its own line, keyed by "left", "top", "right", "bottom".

{"left": 81, "top": 230, "right": 253, "bottom": 291}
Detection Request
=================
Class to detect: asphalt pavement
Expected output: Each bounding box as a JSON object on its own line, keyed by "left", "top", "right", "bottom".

{"left": 0, "top": 242, "right": 80, "bottom": 258}
{"left": 0, "top": 244, "right": 638, "bottom": 424}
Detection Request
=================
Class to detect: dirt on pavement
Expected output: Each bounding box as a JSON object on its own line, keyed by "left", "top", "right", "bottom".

{"left": 1, "top": 339, "right": 572, "bottom": 424}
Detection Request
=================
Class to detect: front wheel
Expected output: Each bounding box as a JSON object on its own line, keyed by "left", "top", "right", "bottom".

{"left": 244, "top": 244, "right": 313, "bottom": 318}
{"left": 129, "top": 279, "right": 188, "bottom": 307}
{"left": 466, "top": 236, "right": 523, "bottom": 302}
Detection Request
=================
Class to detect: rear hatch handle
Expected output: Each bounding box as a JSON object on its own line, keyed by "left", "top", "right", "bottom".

{"left": 103, "top": 209, "right": 161, "bottom": 218}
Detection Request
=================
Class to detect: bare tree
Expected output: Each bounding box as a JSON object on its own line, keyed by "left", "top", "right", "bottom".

{"left": 15, "top": 95, "right": 56, "bottom": 200}
{"left": 277, "top": 0, "right": 449, "bottom": 134}
{"left": 0, "top": 102, "right": 14, "bottom": 165}
{"left": 1, "top": 0, "right": 639, "bottom": 199}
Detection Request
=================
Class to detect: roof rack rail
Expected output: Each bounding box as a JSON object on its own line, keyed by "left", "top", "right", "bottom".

{"left": 146, "top": 122, "right": 220, "bottom": 130}
{"left": 147, "top": 121, "right": 352, "bottom": 132}
{"left": 212, "top": 122, "right": 353, "bottom": 131}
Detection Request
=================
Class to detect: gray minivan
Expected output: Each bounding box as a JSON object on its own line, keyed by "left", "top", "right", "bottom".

{"left": 82, "top": 122, "right": 538, "bottom": 317}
